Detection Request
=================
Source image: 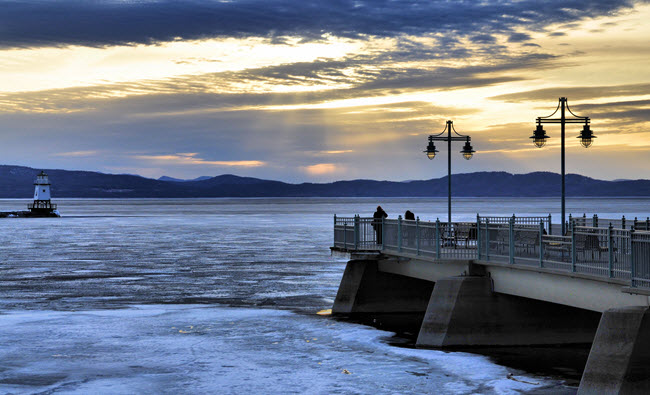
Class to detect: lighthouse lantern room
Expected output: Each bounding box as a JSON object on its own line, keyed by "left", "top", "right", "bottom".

{"left": 28, "top": 171, "right": 57, "bottom": 213}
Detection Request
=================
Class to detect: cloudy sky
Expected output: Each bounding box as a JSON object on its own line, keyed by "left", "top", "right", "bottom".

{"left": 1, "top": 0, "right": 649, "bottom": 182}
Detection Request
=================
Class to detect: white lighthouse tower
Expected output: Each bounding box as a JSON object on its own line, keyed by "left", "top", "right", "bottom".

{"left": 28, "top": 171, "right": 58, "bottom": 216}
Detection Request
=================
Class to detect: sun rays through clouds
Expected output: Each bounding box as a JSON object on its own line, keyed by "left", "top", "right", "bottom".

{"left": 0, "top": 0, "right": 649, "bottom": 181}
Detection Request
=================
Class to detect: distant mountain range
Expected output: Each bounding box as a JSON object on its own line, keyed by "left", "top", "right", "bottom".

{"left": 158, "top": 175, "right": 212, "bottom": 182}
{"left": 0, "top": 165, "right": 649, "bottom": 198}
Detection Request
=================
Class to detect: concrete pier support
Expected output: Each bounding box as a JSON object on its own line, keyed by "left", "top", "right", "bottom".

{"left": 332, "top": 259, "right": 433, "bottom": 315}
{"left": 578, "top": 306, "right": 650, "bottom": 394}
{"left": 417, "top": 276, "right": 600, "bottom": 348}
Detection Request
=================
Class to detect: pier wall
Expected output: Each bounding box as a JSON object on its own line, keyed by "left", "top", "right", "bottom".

{"left": 578, "top": 306, "right": 650, "bottom": 394}
{"left": 416, "top": 276, "right": 600, "bottom": 347}
{"left": 332, "top": 259, "right": 433, "bottom": 315}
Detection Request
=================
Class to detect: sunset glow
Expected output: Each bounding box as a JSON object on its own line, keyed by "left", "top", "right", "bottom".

{"left": 1, "top": 0, "right": 648, "bottom": 181}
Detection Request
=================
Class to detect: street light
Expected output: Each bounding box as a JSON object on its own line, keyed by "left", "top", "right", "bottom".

{"left": 423, "top": 120, "right": 475, "bottom": 226}
{"left": 532, "top": 97, "right": 594, "bottom": 235}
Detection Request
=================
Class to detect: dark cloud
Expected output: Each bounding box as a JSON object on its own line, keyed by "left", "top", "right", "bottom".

{"left": 577, "top": 99, "right": 650, "bottom": 125}
{"left": 489, "top": 83, "right": 650, "bottom": 102}
{"left": 0, "top": 0, "right": 642, "bottom": 48}
{"left": 470, "top": 34, "right": 497, "bottom": 44}
{"left": 508, "top": 32, "right": 532, "bottom": 42}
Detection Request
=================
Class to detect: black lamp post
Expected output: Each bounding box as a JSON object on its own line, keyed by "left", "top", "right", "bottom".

{"left": 532, "top": 97, "right": 594, "bottom": 235}
{"left": 424, "top": 120, "right": 475, "bottom": 226}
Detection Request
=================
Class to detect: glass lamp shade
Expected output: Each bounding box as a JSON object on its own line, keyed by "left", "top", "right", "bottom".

{"left": 533, "top": 137, "right": 547, "bottom": 148}
{"left": 530, "top": 124, "right": 549, "bottom": 148}
{"left": 578, "top": 125, "right": 595, "bottom": 148}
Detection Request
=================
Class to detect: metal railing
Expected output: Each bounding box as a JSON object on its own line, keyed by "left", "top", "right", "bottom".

{"left": 27, "top": 201, "right": 57, "bottom": 210}
{"left": 632, "top": 230, "right": 650, "bottom": 288}
{"left": 382, "top": 218, "right": 478, "bottom": 260}
{"left": 569, "top": 214, "right": 650, "bottom": 230}
{"left": 333, "top": 215, "right": 379, "bottom": 250}
{"left": 479, "top": 214, "right": 552, "bottom": 234}
{"left": 333, "top": 214, "right": 650, "bottom": 289}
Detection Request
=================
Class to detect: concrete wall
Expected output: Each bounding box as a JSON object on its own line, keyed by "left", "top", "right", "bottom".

{"left": 373, "top": 252, "right": 649, "bottom": 313}
{"left": 579, "top": 306, "right": 650, "bottom": 394}
{"left": 483, "top": 263, "right": 650, "bottom": 313}
{"left": 332, "top": 259, "right": 433, "bottom": 315}
{"left": 417, "top": 276, "right": 601, "bottom": 347}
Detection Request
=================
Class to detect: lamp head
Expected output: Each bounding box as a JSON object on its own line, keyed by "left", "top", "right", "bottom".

{"left": 460, "top": 139, "right": 475, "bottom": 160}
{"left": 424, "top": 137, "right": 438, "bottom": 160}
{"left": 578, "top": 124, "right": 596, "bottom": 148}
{"left": 530, "top": 124, "right": 549, "bottom": 148}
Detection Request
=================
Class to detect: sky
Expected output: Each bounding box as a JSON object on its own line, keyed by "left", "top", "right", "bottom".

{"left": 0, "top": 0, "right": 649, "bottom": 182}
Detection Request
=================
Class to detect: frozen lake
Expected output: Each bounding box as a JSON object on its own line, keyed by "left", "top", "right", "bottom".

{"left": 0, "top": 197, "right": 647, "bottom": 394}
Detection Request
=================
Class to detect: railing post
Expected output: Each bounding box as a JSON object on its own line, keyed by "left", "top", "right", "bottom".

{"left": 333, "top": 214, "right": 337, "bottom": 247}
{"left": 485, "top": 218, "right": 490, "bottom": 261}
{"left": 476, "top": 214, "right": 481, "bottom": 259}
{"left": 593, "top": 214, "right": 598, "bottom": 228}
{"left": 397, "top": 215, "right": 402, "bottom": 252}
{"left": 509, "top": 216, "right": 514, "bottom": 264}
{"left": 435, "top": 218, "right": 441, "bottom": 259}
{"left": 622, "top": 215, "right": 626, "bottom": 229}
{"left": 630, "top": 228, "right": 636, "bottom": 287}
{"left": 416, "top": 217, "right": 420, "bottom": 255}
{"left": 583, "top": 213, "right": 586, "bottom": 227}
{"left": 539, "top": 220, "right": 544, "bottom": 267}
{"left": 354, "top": 215, "right": 360, "bottom": 250}
{"left": 548, "top": 214, "right": 552, "bottom": 235}
{"left": 608, "top": 224, "right": 613, "bottom": 278}
{"left": 634, "top": 217, "right": 638, "bottom": 230}
{"left": 381, "top": 216, "right": 385, "bottom": 251}
{"left": 571, "top": 221, "right": 576, "bottom": 272}
{"left": 343, "top": 222, "right": 347, "bottom": 249}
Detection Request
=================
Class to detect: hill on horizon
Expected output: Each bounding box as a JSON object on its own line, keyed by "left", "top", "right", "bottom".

{"left": 0, "top": 165, "right": 649, "bottom": 198}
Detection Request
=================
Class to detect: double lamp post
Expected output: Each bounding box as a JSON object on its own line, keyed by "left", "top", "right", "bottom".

{"left": 423, "top": 120, "right": 475, "bottom": 226}
{"left": 531, "top": 97, "right": 595, "bottom": 235}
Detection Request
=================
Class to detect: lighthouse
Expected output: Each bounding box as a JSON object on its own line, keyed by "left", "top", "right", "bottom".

{"left": 28, "top": 171, "right": 58, "bottom": 216}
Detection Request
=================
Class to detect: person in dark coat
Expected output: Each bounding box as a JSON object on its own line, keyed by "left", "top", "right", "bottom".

{"left": 405, "top": 210, "right": 415, "bottom": 221}
{"left": 372, "top": 206, "right": 388, "bottom": 244}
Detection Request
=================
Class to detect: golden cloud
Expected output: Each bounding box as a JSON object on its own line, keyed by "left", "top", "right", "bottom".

{"left": 134, "top": 153, "right": 265, "bottom": 167}
{"left": 52, "top": 150, "right": 99, "bottom": 157}
{"left": 301, "top": 163, "right": 342, "bottom": 175}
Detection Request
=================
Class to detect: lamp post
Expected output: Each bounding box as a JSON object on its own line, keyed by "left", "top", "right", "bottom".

{"left": 532, "top": 97, "right": 595, "bottom": 235}
{"left": 424, "top": 120, "right": 475, "bottom": 226}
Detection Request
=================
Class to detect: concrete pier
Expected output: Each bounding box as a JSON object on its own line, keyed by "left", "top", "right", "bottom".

{"left": 578, "top": 306, "right": 650, "bottom": 394}
{"left": 331, "top": 255, "right": 650, "bottom": 392}
{"left": 332, "top": 212, "right": 650, "bottom": 392}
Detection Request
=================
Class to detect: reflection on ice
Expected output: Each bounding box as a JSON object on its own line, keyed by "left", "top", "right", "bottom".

{"left": 0, "top": 305, "right": 556, "bottom": 395}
